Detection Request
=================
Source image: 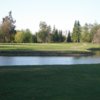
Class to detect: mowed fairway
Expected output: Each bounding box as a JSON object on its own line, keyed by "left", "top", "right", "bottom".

{"left": 0, "top": 43, "right": 100, "bottom": 51}
{"left": 0, "top": 43, "right": 100, "bottom": 56}
{"left": 0, "top": 64, "right": 100, "bottom": 100}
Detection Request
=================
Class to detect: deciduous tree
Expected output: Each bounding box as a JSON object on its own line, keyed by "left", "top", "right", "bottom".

{"left": 0, "top": 11, "right": 16, "bottom": 42}
{"left": 15, "top": 29, "right": 32, "bottom": 43}
{"left": 37, "top": 21, "right": 51, "bottom": 43}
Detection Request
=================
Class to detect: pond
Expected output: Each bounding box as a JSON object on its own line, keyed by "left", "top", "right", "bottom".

{"left": 0, "top": 56, "right": 100, "bottom": 66}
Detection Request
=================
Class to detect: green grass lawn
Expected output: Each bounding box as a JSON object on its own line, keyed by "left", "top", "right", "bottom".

{"left": 0, "top": 64, "right": 100, "bottom": 100}
{"left": 0, "top": 43, "right": 100, "bottom": 56}
{"left": 0, "top": 43, "right": 100, "bottom": 51}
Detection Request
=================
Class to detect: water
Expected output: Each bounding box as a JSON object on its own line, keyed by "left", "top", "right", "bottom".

{"left": 0, "top": 56, "right": 100, "bottom": 66}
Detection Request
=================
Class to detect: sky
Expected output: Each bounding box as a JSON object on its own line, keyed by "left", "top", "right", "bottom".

{"left": 0, "top": 0, "right": 100, "bottom": 34}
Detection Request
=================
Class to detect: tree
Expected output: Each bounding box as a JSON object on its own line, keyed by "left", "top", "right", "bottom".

{"left": 90, "top": 23, "right": 100, "bottom": 42}
{"left": 24, "top": 29, "right": 32, "bottom": 43}
{"left": 32, "top": 34, "right": 37, "bottom": 43}
{"left": 58, "top": 30, "right": 63, "bottom": 42}
{"left": 39, "top": 21, "right": 47, "bottom": 31}
{"left": 15, "top": 29, "right": 32, "bottom": 43}
{"left": 37, "top": 21, "right": 51, "bottom": 43}
{"left": 67, "top": 31, "right": 72, "bottom": 42}
{"left": 0, "top": 11, "right": 16, "bottom": 42}
{"left": 72, "top": 20, "right": 81, "bottom": 42}
{"left": 81, "top": 23, "right": 91, "bottom": 42}
{"left": 81, "top": 23, "right": 100, "bottom": 42}
{"left": 50, "top": 26, "right": 66, "bottom": 43}
{"left": 37, "top": 30, "right": 48, "bottom": 43}
{"left": 58, "top": 30, "right": 66, "bottom": 42}
{"left": 15, "top": 31, "right": 24, "bottom": 43}
{"left": 93, "top": 28, "right": 100, "bottom": 43}
{"left": 51, "top": 29, "right": 59, "bottom": 42}
{"left": 0, "top": 29, "right": 4, "bottom": 42}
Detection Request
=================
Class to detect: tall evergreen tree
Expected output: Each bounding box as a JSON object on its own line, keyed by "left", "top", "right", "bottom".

{"left": 51, "top": 26, "right": 58, "bottom": 42}
{"left": 52, "top": 29, "right": 59, "bottom": 42}
{"left": 58, "top": 30, "right": 63, "bottom": 42}
{"left": 72, "top": 20, "right": 81, "bottom": 42}
{"left": 67, "top": 31, "right": 72, "bottom": 42}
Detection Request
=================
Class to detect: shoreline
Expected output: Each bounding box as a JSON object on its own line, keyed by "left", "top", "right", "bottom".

{"left": 0, "top": 50, "right": 94, "bottom": 56}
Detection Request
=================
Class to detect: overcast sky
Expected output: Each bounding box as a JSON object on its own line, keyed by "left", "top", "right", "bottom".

{"left": 0, "top": 0, "right": 100, "bottom": 33}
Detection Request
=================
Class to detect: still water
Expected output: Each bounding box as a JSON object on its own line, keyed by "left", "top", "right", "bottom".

{"left": 0, "top": 56, "right": 100, "bottom": 66}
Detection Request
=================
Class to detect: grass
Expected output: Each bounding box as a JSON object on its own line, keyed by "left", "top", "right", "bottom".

{"left": 0, "top": 43, "right": 100, "bottom": 56}
{"left": 0, "top": 43, "right": 100, "bottom": 51}
{"left": 0, "top": 64, "right": 100, "bottom": 100}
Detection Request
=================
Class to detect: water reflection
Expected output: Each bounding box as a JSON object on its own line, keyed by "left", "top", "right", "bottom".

{"left": 0, "top": 56, "right": 100, "bottom": 66}
{"left": 0, "top": 57, "right": 14, "bottom": 65}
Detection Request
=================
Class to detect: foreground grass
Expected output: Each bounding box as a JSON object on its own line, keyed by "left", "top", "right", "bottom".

{"left": 0, "top": 64, "right": 100, "bottom": 100}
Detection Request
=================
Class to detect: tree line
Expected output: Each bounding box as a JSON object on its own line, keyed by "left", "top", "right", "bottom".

{"left": 0, "top": 12, "right": 100, "bottom": 43}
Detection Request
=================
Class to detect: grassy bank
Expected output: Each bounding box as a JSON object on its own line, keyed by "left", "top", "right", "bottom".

{"left": 0, "top": 43, "right": 100, "bottom": 56}
{"left": 0, "top": 64, "right": 100, "bottom": 100}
